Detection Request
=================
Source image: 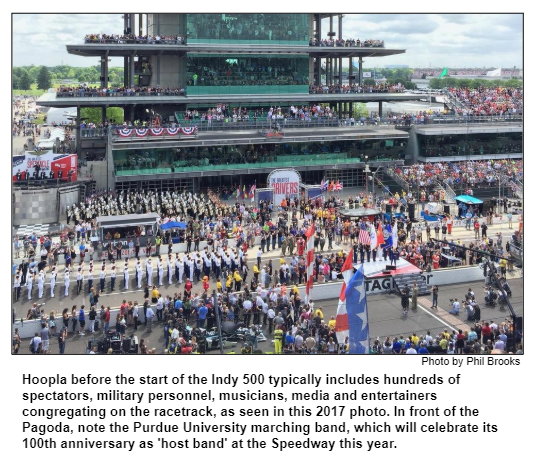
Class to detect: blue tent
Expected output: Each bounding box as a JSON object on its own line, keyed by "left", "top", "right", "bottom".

{"left": 160, "top": 221, "right": 187, "bottom": 230}
{"left": 455, "top": 195, "right": 483, "bottom": 204}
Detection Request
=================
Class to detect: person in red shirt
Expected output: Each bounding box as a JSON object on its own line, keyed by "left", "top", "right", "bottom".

{"left": 474, "top": 220, "right": 480, "bottom": 240}
{"left": 297, "top": 237, "right": 305, "bottom": 256}
{"left": 184, "top": 278, "right": 192, "bottom": 298}
{"left": 202, "top": 276, "right": 209, "bottom": 293}
{"left": 432, "top": 252, "right": 440, "bottom": 270}
{"left": 481, "top": 322, "right": 491, "bottom": 346}
{"left": 120, "top": 300, "right": 129, "bottom": 317}
{"left": 447, "top": 217, "right": 453, "bottom": 235}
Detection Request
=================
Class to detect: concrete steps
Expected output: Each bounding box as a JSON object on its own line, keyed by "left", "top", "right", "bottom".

{"left": 393, "top": 272, "right": 431, "bottom": 296}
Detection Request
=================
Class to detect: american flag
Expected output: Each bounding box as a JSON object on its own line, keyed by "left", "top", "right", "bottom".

{"left": 358, "top": 228, "right": 371, "bottom": 245}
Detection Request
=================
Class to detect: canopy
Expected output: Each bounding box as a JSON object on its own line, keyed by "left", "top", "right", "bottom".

{"left": 96, "top": 212, "right": 160, "bottom": 229}
{"left": 161, "top": 221, "right": 187, "bottom": 230}
{"left": 455, "top": 195, "right": 483, "bottom": 205}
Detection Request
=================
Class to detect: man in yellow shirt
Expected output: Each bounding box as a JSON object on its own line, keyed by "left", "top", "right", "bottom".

{"left": 411, "top": 332, "right": 419, "bottom": 347}
{"left": 439, "top": 336, "right": 448, "bottom": 351}
{"left": 233, "top": 270, "right": 242, "bottom": 291}
{"left": 291, "top": 283, "right": 299, "bottom": 296}
{"left": 151, "top": 286, "right": 160, "bottom": 303}
{"left": 314, "top": 307, "right": 324, "bottom": 320}
{"left": 328, "top": 316, "right": 336, "bottom": 330}
{"left": 253, "top": 264, "right": 260, "bottom": 282}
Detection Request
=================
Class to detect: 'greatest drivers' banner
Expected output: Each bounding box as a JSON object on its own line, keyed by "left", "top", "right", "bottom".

{"left": 13, "top": 151, "right": 78, "bottom": 182}
{"left": 267, "top": 169, "right": 300, "bottom": 205}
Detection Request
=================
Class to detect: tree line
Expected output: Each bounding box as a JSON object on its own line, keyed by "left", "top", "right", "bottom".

{"left": 13, "top": 65, "right": 125, "bottom": 91}
{"left": 429, "top": 77, "right": 523, "bottom": 89}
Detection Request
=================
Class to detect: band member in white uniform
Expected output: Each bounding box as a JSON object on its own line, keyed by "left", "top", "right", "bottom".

{"left": 26, "top": 269, "right": 34, "bottom": 300}
{"left": 50, "top": 266, "right": 56, "bottom": 297}
{"left": 146, "top": 258, "right": 153, "bottom": 285}
{"left": 124, "top": 263, "right": 129, "bottom": 290}
{"left": 136, "top": 259, "right": 142, "bottom": 288}
{"left": 38, "top": 270, "right": 45, "bottom": 299}
{"left": 64, "top": 269, "right": 70, "bottom": 297}
{"left": 167, "top": 255, "right": 173, "bottom": 284}
{"left": 157, "top": 257, "right": 164, "bottom": 286}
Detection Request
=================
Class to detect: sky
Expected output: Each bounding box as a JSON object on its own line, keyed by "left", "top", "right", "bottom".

{"left": 12, "top": 13, "right": 523, "bottom": 69}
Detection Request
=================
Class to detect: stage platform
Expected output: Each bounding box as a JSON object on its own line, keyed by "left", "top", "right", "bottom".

{"left": 355, "top": 258, "right": 421, "bottom": 278}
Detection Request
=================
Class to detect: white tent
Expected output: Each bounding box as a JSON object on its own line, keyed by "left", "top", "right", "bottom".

{"left": 37, "top": 127, "right": 66, "bottom": 148}
{"left": 487, "top": 68, "right": 502, "bottom": 77}
{"left": 45, "top": 107, "right": 77, "bottom": 125}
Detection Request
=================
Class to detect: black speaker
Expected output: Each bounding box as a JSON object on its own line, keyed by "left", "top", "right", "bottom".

{"left": 408, "top": 203, "right": 416, "bottom": 218}
{"left": 443, "top": 205, "right": 451, "bottom": 215}
{"left": 515, "top": 316, "right": 523, "bottom": 331}
{"left": 122, "top": 337, "right": 131, "bottom": 353}
{"left": 385, "top": 204, "right": 392, "bottom": 215}
{"left": 386, "top": 265, "right": 397, "bottom": 270}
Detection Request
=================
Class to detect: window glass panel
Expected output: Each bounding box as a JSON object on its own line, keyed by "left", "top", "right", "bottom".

{"left": 186, "top": 14, "right": 309, "bottom": 45}
{"left": 186, "top": 54, "right": 309, "bottom": 94}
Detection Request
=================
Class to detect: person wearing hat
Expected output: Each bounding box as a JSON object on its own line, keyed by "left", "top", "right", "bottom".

{"left": 146, "top": 258, "right": 153, "bottom": 285}
{"left": 124, "top": 262, "right": 130, "bottom": 290}
{"left": 13, "top": 275, "right": 21, "bottom": 302}
{"left": 167, "top": 255, "right": 173, "bottom": 285}
{"left": 37, "top": 269, "right": 45, "bottom": 299}
{"left": 110, "top": 265, "right": 116, "bottom": 292}
{"left": 64, "top": 269, "right": 70, "bottom": 297}
{"left": 26, "top": 269, "right": 34, "bottom": 300}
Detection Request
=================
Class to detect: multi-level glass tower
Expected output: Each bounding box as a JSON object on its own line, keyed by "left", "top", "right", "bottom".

{"left": 38, "top": 13, "right": 428, "bottom": 192}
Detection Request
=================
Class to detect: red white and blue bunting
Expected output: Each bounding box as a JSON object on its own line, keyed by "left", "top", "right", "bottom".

{"left": 116, "top": 127, "right": 197, "bottom": 137}
{"left": 180, "top": 127, "right": 198, "bottom": 136}
{"left": 118, "top": 128, "right": 133, "bottom": 137}
{"left": 135, "top": 128, "right": 149, "bottom": 137}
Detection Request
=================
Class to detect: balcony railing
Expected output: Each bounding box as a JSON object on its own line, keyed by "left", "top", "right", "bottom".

{"left": 56, "top": 89, "right": 186, "bottom": 98}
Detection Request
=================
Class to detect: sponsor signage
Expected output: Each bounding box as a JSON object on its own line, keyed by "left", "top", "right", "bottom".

{"left": 13, "top": 151, "right": 78, "bottom": 182}
{"left": 362, "top": 72, "right": 372, "bottom": 78}
{"left": 267, "top": 169, "right": 301, "bottom": 205}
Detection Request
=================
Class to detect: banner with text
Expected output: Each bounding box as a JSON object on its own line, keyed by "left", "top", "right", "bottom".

{"left": 13, "top": 151, "right": 78, "bottom": 182}
{"left": 267, "top": 169, "right": 301, "bottom": 205}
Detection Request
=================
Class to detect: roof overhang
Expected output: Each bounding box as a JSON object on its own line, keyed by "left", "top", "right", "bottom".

{"left": 38, "top": 92, "right": 425, "bottom": 108}
{"left": 66, "top": 43, "right": 405, "bottom": 59}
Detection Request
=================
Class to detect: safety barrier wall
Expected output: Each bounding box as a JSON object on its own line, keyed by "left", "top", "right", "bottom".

{"left": 15, "top": 265, "right": 485, "bottom": 339}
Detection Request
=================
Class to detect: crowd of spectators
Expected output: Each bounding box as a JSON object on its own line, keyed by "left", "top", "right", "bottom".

{"left": 309, "top": 38, "right": 384, "bottom": 47}
{"left": 393, "top": 160, "right": 522, "bottom": 191}
{"left": 309, "top": 83, "right": 404, "bottom": 94}
{"left": 186, "top": 58, "right": 308, "bottom": 87}
{"left": 448, "top": 86, "right": 523, "bottom": 116}
{"left": 56, "top": 86, "right": 186, "bottom": 97}
{"left": 183, "top": 102, "right": 338, "bottom": 122}
{"left": 187, "top": 14, "right": 308, "bottom": 43}
{"left": 84, "top": 34, "right": 186, "bottom": 44}
{"left": 373, "top": 320, "right": 522, "bottom": 354}
{"left": 411, "top": 68, "right": 521, "bottom": 79}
